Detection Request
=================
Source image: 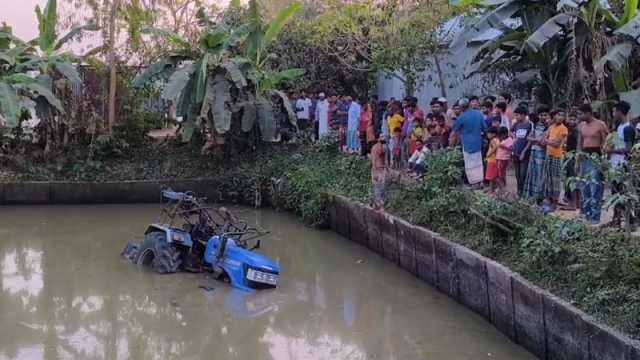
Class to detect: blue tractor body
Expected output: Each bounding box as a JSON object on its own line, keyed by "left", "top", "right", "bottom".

{"left": 124, "top": 189, "right": 280, "bottom": 291}
{"left": 204, "top": 236, "right": 280, "bottom": 292}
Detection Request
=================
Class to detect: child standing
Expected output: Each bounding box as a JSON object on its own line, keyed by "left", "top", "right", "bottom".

{"left": 485, "top": 127, "right": 500, "bottom": 193}
{"left": 496, "top": 127, "right": 514, "bottom": 193}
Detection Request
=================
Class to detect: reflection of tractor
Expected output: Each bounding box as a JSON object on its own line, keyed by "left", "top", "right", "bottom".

{"left": 123, "top": 189, "right": 279, "bottom": 291}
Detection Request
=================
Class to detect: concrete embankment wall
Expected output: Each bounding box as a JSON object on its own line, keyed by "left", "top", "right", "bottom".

{"left": 326, "top": 193, "right": 640, "bottom": 360}
{"left": 0, "top": 180, "right": 225, "bottom": 204}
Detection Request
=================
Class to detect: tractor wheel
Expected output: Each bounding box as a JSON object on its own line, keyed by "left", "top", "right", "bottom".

{"left": 135, "top": 232, "right": 183, "bottom": 274}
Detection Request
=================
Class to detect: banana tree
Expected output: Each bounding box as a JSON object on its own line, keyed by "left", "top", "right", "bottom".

{"left": 453, "top": 0, "right": 640, "bottom": 106}
{"left": 246, "top": 0, "right": 305, "bottom": 92}
{"left": 0, "top": 27, "right": 64, "bottom": 127}
{"left": 20, "top": 0, "right": 97, "bottom": 85}
{"left": 134, "top": 2, "right": 304, "bottom": 143}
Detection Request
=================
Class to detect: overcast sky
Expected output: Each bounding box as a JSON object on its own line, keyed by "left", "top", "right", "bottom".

{"left": 0, "top": 0, "right": 232, "bottom": 42}
{"left": 1, "top": 0, "right": 47, "bottom": 40}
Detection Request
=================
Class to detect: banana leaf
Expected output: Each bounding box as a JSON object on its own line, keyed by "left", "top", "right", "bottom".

{"left": 176, "top": 75, "right": 196, "bottom": 119}
{"left": 199, "top": 30, "right": 226, "bottom": 52}
{"left": 260, "top": 68, "right": 305, "bottom": 91}
{"left": 241, "top": 94, "right": 257, "bottom": 132}
{"left": 247, "top": 0, "right": 264, "bottom": 61}
{"left": 211, "top": 74, "right": 231, "bottom": 134}
{"left": 53, "top": 60, "right": 81, "bottom": 84}
{"left": 0, "top": 82, "right": 21, "bottom": 127}
{"left": 526, "top": 14, "right": 573, "bottom": 52}
{"left": 596, "top": 42, "right": 633, "bottom": 70}
{"left": 54, "top": 22, "right": 98, "bottom": 50}
{"left": 222, "top": 61, "right": 248, "bottom": 89}
{"left": 450, "top": 0, "right": 521, "bottom": 53}
{"left": 0, "top": 52, "right": 15, "bottom": 66}
{"left": 262, "top": 2, "right": 303, "bottom": 50}
{"left": 24, "top": 81, "right": 64, "bottom": 113}
{"left": 133, "top": 57, "right": 180, "bottom": 88}
{"left": 615, "top": 13, "right": 640, "bottom": 41}
{"left": 35, "top": 0, "right": 58, "bottom": 51}
{"left": 162, "top": 63, "right": 196, "bottom": 101}
{"left": 556, "top": 0, "right": 587, "bottom": 10}
{"left": 194, "top": 55, "right": 209, "bottom": 104}
{"left": 621, "top": 0, "right": 639, "bottom": 25}
{"left": 620, "top": 88, "right": 640, "bottom": 119}
{"left": 256, "top": 95, "right": 279, "bottom": 142}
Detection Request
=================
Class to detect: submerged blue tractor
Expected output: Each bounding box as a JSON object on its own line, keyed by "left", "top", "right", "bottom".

{"left": 123, "top": 189, "right": 279, "bottom": 291}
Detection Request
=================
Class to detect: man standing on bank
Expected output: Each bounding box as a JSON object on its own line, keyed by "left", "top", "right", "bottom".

{"left": 453, "top": 98, "right": 487, "bottom": 187}
{"left": 371, "top": 133, "right": 388, "bottom": 211}
{"left": 577, "top": 104, "right": 609, "bottom": 225}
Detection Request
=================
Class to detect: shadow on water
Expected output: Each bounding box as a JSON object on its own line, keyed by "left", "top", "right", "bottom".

{"left": 0, "top": 205, "right": 535, "bottom": 360}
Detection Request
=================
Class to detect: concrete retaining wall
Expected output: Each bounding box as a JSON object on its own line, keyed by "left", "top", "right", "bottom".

{"left": 0, "top": 180, "right": 228, "bottom": 205}
{"left": 326, "top": 194, "right": 640, "bottom": 360}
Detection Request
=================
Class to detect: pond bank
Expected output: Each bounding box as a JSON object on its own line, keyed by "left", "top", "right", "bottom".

{"left": 327, "top": 194, "right": 640, "bottom": 360}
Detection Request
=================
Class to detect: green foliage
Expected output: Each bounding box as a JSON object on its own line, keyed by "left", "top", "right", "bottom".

{"left": 454, "top": 0, "right": 640, "bottom": 107}
{"left": 0, "top": 0, "right": 94, "bottom": 127}
{"left": 71, "top": 159, "right": 104, "bottom": 181}
{"left": 135, "top": 1, "right": 303, "bottom": 143}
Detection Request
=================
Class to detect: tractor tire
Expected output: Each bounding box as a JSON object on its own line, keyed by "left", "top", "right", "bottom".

{"left": 135, "top": 231, "right": 183, "bottom": 274}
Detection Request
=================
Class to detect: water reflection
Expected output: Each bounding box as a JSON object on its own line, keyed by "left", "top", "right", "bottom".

{"left": 1, "top": 249, "right": 44, "bottom": 311}
{"left": 0, "top": 205, "right": 535, "bottom": 360}
{"left": 262, "top": 328, "right": 366, "bottom": 360}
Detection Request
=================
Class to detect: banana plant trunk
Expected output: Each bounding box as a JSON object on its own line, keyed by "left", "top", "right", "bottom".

{"left": 107, "top": 0, "right": 120, "bottom": 134}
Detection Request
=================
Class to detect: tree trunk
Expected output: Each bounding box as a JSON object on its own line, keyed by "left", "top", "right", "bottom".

{"left": 404, "top": 74, "right": 416, "bottom": 97}
{"left": 433, "top": 53, "right": 447, "bottom": 99}
{"left": 107, "top": 0, "right": 120, "bottom": 134}
{"left": 565, "top": 20, "right": 577, "bottom": 106}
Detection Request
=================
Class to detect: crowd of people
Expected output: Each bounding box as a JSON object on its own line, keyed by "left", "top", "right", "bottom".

{"left": 293, "top": 91, "right": 637, "bottom": 224}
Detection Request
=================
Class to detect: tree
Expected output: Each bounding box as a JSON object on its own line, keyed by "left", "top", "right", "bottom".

{"left": 134, "top": 1, "right": 304, "bottom": 144}
{"left": 107, "top": 0, "right": 120, "bottom": 134}
{"left": 285, "top": 0, "right": 455, "bottom": 97}
{"left": 0, "top": 1, "right": 90, "bottom": 128}
{"left": 452, "top": 0, "right": 640, "bottom": 110}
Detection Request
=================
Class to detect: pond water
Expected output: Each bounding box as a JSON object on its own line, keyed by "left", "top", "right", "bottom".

{"left": 0, "top": 205, "right": 535, "bottom": 360}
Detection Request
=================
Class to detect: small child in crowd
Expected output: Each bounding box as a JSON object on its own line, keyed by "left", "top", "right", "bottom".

{"left": 390, "top": 127, "right": 402, "bottom": 169}
{"left": 496, "top": 127, "right": 514, "bottom": 193}
{"left": 409, "top": 118, "right": 424, "bottom": 155}
{"left": 485, "top": 127, "right": 500, "bottom": 193}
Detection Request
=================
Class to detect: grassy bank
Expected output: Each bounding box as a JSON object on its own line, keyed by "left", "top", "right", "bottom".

{"left": 257, "top": 143, "right": 640, "bottom": 339}
{"left": 3, "top": 139, "right": 640, "bottom": 338}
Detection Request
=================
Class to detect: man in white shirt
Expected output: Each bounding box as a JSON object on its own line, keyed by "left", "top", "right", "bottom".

{"left": 315, "top": 92, "right": 330, "bottom": 138}
{"left": 295, "top": 91, "right": 312, "bottom": 130}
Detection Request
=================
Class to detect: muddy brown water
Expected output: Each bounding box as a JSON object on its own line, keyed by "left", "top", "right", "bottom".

{"left": 0, "top": 205, "right": 534, "bottom": 360}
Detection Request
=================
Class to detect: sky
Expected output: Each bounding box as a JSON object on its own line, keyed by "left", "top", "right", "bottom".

{"left": 0, "top": 0, "right": 47, "bottom": 41}
{"left": 0, "top": 0, "right": 233, "bottom": 42}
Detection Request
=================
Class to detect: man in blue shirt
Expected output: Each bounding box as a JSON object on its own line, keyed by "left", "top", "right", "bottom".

{"left": 453, "top": 98, "right": 486, "bottom": 185}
